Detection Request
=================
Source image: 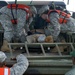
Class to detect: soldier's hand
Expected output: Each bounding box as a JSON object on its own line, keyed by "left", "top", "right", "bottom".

{"left": 10, "top": 57, "right": 16, "bottom": 60}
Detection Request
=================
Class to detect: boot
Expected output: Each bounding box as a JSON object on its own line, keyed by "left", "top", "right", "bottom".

{"left": 51, "top": 40, "right": 67, "bottom": 53}
{"left": 45, "top": 36, "right": 54, "bottom": 43}
{"left": 1, "top": 40, "right": 10, "bottom": 52}
{"left": 51, "top": 46, "right": 64, "bottom": 53}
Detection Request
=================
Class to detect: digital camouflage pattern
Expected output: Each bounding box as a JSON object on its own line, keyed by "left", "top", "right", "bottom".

{"left": 61, "top": 17, "right": 75, "bottom": 33}
{"left": 45, "top": 12, "right": 60, "bottom": 41}
{"left": 0, "top": 6, "right": 27, "bottom": 42}
{"left": 65, "top": 65, "right": 75, "bottom": 75}
{"left": 10, "top": 54, "right": 29, "bottom": 75}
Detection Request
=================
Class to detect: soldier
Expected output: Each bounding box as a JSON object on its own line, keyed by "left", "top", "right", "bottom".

{"left": 65, "top": 50, "right": 75, "bottom": 75}
{"left": 0, "top": 51, "right": 29, "bottom": 75}
{"left": 45, "top": 5, "right": 70, "bottom": 52}
{"left": 0, "top": 4, "right": 37, "bottom": 52}
{"left": 27, "top": 5, "right": 54, "bottom": 43}
{"left": 45, "top": 10, "right": 61, "bottom": 41}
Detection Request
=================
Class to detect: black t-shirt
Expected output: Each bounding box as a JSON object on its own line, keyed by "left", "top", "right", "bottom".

{"left": 29, "top": 14, "right": 48, "bottom": 30}
{"left": 34, "top": 15, "right": 48, "bottom": 29}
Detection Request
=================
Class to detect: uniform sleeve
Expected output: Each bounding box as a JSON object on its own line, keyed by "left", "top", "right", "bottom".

{"left": 61, "top": 17, "right": 75, "bottom": 32}
{"left": 48, "top": 12, "right": 60, "bottom": 41}
{"left": 65, "top": 71, "right": 73, "bottom": 75}
{"left": 10, "top": 54, "right": 29, "bottom": 75}
{"left": 65, "top": 69, "right": 75, "bottom": 75}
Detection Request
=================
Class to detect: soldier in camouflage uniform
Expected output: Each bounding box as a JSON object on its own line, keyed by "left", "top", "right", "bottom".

{"left": 0, "top": 51, "right": 29, "bottom": 75}
{"left": 45, "top": 11, "right": 60, "bottom": 41}
{"left": 0, "top": 4, "right": 37, "bottom": 52}
{"left": 45, "top": 7, "right": 75, "bottom": 42}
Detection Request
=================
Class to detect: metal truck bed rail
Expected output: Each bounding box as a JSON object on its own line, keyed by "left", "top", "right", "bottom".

{"left": 6, "top": 43, "right": 74, "bottom": 75}
{"left": 8, "top": 42, "right": 75, "bottom": 57}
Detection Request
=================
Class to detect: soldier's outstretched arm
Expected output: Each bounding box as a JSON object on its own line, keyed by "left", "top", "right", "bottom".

{"left": 10, "top": 54, "right": 29, "bottom": 75}
{"left": 49, "top": 12, "right": 60, "bottom": 40}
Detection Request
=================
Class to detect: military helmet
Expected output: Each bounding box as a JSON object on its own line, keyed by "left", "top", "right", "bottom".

{"left": 70, "top": 50, "right": 75, "bottom": 57}
{"left": 30, "top": 6, "right": 37, "bottom": 17}
{"left": 0, "top": 51, "right": 7, "bottom": 62}
{"left": 38, "top": 5, "right": 49, "bottom": 15}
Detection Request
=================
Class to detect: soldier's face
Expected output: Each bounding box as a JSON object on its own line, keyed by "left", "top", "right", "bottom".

{"left": 29, "top": 12, "right": 33, "bottom": 18}
{"left": 41, "top": 14, "right": 48, "bottom": 20}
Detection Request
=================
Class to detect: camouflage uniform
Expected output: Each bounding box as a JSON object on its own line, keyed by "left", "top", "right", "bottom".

{"left": 45, "top": 12, "right": 60, "bottom": 41}
{"left": 65, "top": 65, "right": 75, "bottom": 75}
{"left": 10, "top": 54, "right": 29, "bottom": 75}
{"left": 0, "top": 5, "right": 37, "bottom": 52}
{"left": 27, "top": 5, "right": 50, "bottom": 43}
{"left": 0, "top": 5, "right": 37, "bottom": 43}
{"left": 61, "top": 17, "right": 75, "bottom": 33}
{"left": 0, "top": 6, "right": 27, "bottom": 42}
{"left": 0, "top": 51, "right": 29, "bottom": 75}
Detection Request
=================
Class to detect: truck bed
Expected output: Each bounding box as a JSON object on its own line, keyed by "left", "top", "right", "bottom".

{"left": 5, "top": 42, "right": 74, "bottom": 75}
